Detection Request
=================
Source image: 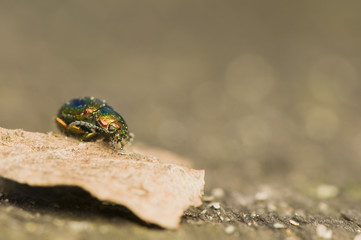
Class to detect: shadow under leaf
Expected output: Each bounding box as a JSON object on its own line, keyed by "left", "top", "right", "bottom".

{"left": 0, "top": 176, "right": 161, "bottom": 229}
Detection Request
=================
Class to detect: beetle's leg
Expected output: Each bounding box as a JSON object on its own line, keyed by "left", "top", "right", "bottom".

{"left": 112, "top": 140, "right": 130, "bottom": 155}
{"left": 56, "top": 117, "right": 87, "bottom": 136}
{"left": 55, "top": 117, "right": 68, "bottom": 131}
{"left": 69, "top": 121, "right": 105, "bottom": 133}
{"left": 82, "top": 132, "right": 98, "bottom": 141}
{"left": 69, "top": 121, "right": 106, "bottom": 141}
{"left": 68, "top": 122, "right": 86, "bottom": 134}
{"left": 110, "top": 138, "right": 117, "bottom": 150}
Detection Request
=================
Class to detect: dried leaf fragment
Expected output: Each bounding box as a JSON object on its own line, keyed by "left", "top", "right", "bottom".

{"left": 0, "top": 127, "right": 205, "bottom": 229}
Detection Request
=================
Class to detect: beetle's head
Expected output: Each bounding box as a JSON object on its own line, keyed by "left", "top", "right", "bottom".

{"left": 96, "top": 107, "right": 132, "bottom": 150}
{"left": 108, "top": 121, "right": 132, "bottom": 149}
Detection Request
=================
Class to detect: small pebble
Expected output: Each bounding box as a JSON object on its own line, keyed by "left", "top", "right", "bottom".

{"left": 316, "top": 224, "right": 332, "bottom": 239}
{"left": 240, "top": 212, "right": 247, "bottom": 218}
{"left": 225, "top": 225, "right": 235, "bottom": 234}
{"left": 255, "top": 191, "right": 269, "bottom": 201}
{"left": 354, "top": 233, "right": 361, "bottom": 240}
{"left": 289, "top": 219, "right": 300, "bottom": 226}
{"left": 316, "top": 184, "right": 339, "bottom": 199}
{"left": 209, "top": 202, "right": 221, "bottom": 209}
{"left": 202, "top": 195, "right": 215, "bottom": 202}
{"left": 273, "top": 222, "right": 286, "bottom": 229}
{"left": 318, "top": 202, "right": 329, "bottom": 212}
{"left": 211, "top": 188, "right": 225, "bottom": 199}
{"left": 267, "top": 203, "right": 277, "bottom": 211}
{"left": 217, "top": 213, "right": 224, "bottom": 221}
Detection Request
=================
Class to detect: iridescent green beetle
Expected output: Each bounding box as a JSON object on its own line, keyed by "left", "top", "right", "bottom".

{"left": 56, "top": 97, "right": 132, "bottom": 150}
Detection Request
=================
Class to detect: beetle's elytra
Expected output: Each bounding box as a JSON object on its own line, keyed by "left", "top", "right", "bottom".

{"left": 56, "top": 97, "right": 132, "bottom": 149}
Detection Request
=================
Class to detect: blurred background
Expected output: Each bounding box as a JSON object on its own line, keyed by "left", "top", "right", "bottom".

{"left": 1, "top": 0, "right": 361, "bottom": 191}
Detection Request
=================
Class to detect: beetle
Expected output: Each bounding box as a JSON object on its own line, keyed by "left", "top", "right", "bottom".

{"left": 55, "top": 97, "right": 132, "bottom": 150}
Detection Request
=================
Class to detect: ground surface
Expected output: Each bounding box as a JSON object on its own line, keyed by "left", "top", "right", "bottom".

{"left": 0, "top": 178, "right": 361, "bottom": 240}
{"left": 0, "top": 135, "right": 360, "bottom": 239}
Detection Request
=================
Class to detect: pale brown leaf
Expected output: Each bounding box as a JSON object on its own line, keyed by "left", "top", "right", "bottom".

{"left": 0, "top": 127, "right": 205, "bottom": 229}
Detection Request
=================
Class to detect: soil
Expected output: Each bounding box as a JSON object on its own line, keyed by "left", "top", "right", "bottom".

{"left": 0, "top": 135, "right": 360, "bottom": 239}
